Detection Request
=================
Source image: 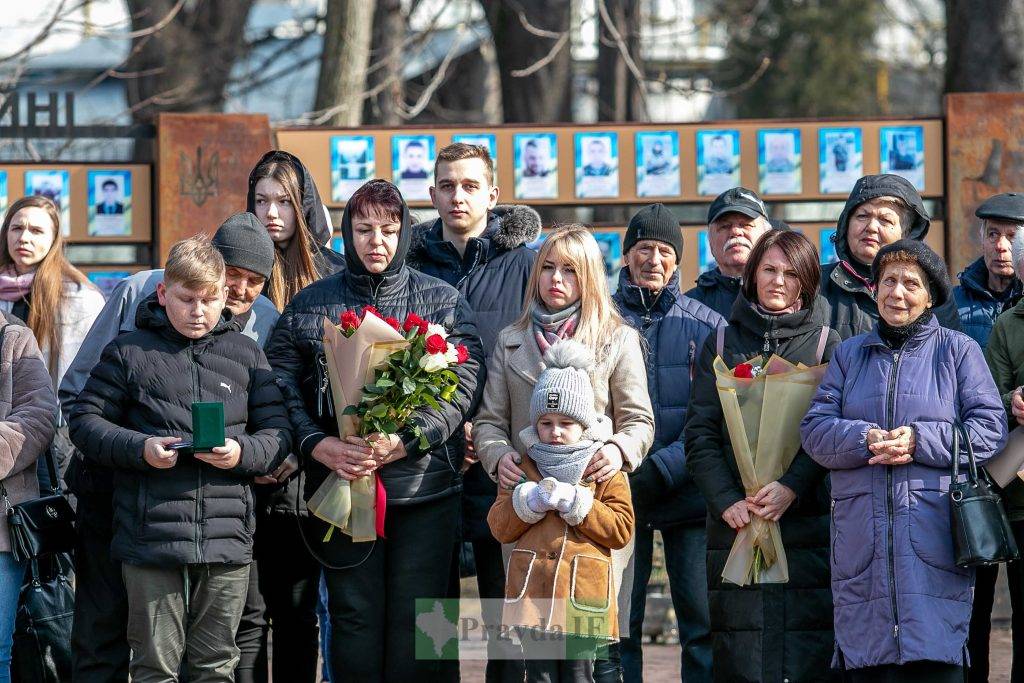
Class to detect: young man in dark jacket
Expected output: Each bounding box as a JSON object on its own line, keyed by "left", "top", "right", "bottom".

{"left": 953, "top": 192, "right": 1024, "bottom": 348}
{"left": 67, "top": 236, "right": 291, "bottom": 681}
{"left": 685, "top": 187, "right": 772, "bottom": 318}
{"left": 59, "top": 213, "right": 281, "bottom": 683}
{"left": 409, "top": 142, "right": 540, "bottom": 682}
{"left": 821, "top": 173, "right": 961, "bottom": 339}
{"left": 613, "top": 204, "right": 723, "bottom": 683}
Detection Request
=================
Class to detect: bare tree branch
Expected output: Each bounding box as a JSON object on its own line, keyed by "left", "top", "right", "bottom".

{"left": 510, "top": 31, "right": 569, "bottom": 77}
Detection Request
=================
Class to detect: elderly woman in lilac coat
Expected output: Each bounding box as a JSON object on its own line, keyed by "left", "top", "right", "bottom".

{"left": 801, "top": 239, "right": 1007, "bottom": 682}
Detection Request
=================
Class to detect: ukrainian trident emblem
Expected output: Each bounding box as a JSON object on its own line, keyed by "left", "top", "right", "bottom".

{"left": 180, "top": 146, "right": 219, "bottom": 206}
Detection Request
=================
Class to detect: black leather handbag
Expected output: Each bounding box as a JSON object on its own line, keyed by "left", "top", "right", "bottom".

{"left": 0, "top": 446, "right": 75, "bottom": 564}
{"left": 950, "top": 420, "right": 1019, "bottom": 567}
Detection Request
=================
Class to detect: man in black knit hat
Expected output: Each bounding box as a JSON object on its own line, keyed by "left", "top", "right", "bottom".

{"left": 613, "top": 203, "right": 723, "bottom": 683}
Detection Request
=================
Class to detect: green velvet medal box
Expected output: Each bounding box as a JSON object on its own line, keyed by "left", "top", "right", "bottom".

{"left": 192, "top": 401, "right": 225, "bottom": 451}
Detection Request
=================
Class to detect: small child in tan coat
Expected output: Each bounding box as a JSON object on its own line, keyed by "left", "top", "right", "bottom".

{"left": 488, "top": 340, "right": 634, "bottom": 682}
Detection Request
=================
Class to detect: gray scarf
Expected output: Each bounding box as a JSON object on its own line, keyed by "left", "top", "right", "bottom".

{"left": 531, "top": 301, "right": 581, "bottom": 355}
{"left": 519, "top": 416, "right": 613, "bottom": 484}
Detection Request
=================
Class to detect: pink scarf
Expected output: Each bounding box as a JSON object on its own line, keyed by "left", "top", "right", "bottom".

{"left": 0, "top": 267, "right": 33, "bottom": 302}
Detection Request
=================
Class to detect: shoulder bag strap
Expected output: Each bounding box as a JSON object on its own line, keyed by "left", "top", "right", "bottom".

{"left": 814, "top": 325, "right": 830, "bottom": 365}
{"left": 951, "top": 420, "right": 978, "bottom": 484}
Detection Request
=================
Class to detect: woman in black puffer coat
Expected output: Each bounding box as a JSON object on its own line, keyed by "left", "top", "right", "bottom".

{"left": 684, "top": 230, "right": 839, "bottom": 683}
{"left": 265, "top": 179, "right": 484, "bottom": 681}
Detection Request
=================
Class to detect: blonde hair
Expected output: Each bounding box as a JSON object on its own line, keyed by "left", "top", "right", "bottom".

{"left": 165, "top": 236, "right": 225, "bottom": 292}
{"left": 0, "top": 195, "right": 92, "bottom": 379}
{"left": 515, "top": 225, "right": 625, "bottom": 359}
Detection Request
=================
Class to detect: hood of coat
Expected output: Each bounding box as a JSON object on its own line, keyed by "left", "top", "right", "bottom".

{"left": 246, "top": 150, "right": 332, "bottom": 247}
{"left": 615, "top": 267, "right": 680, "bottom": 315}
{"left": 134, "top": 292, "right": 239, "bottom": 344}
{"left": 339, "top": 184, "right": 413, "bottom": 279}
{"left": 833, "top": 174, "right": 930, "bottom": 265}
{"left": 409, "top": 204, "right": 542, "bottom": 256}
{"left": 729, "top": 291, "right": 831, "bottom": 341}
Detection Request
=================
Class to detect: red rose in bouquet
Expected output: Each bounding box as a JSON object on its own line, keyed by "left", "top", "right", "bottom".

{"left": 456, "top": 344, "right": 469, "bottom": 365}
{"left": 385, "top": 316, "right": 401, "bottom": 332}
{"left": 734, "top": 363, "right": 754, "bottom": 379}
{"left": 425, "top": 334, "right": 448, "bottom": 355}
{"left": 339, "top": 310, "right": 360, "bottom": 334}
{"left": 403, "top": 312, "right": 429, "bottom": 335}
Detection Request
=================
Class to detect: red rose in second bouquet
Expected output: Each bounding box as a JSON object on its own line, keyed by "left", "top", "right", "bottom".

{"left": 456, "top": 344, "right": 469, "bottom": 364}
{"left": 403, "top": 312, "right": 429, "bottom": 335}
{"left": 425, "top": 334, "right": 448, "bottom": 355}
{"left": 363, "top": 305, "right": 383, "bottom": 320}
{"left": 385, "top": 316, "right": 401, "bottom": 332}
{"left": 734, "top": 363, "right": 754, "bottom": 379}
{"left": 340, "top": 310, "right": 360, "bottom": 332}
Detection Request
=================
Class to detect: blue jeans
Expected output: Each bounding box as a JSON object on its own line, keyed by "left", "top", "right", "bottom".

{"left": 0, "top": 552, "right": 26, "bottom": 683}
{"left": 620, "top": 523, "right": 712, "bottom": 683}
{"left": 318, "top": 572, "right": 332, "bottom": 682}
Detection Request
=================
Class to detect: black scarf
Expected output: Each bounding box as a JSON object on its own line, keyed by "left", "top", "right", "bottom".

{"left": 879, "top": 310, "right": 933, "bottom": 349}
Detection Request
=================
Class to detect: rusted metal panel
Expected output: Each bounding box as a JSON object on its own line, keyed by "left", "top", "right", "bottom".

{"left": 156, "top": 113, "right": 272, "bottom": 264}
{"left": 945, "top": 92, "right": 1024, "bottom": 275}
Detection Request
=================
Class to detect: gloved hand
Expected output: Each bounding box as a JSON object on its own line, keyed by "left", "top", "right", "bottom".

{"left": 540, "top": 477, "right": 578, "bottom": 514}
{"left": 521, "top": 481, "right": 548, "bottom": 514}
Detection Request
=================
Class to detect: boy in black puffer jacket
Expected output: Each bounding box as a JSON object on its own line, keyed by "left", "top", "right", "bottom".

{"left": 68, "top": 236, "right": 291, "bottom": 681}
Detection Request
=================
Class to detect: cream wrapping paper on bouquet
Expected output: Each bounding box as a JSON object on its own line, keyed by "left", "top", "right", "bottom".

{"left": 714, "top": 355, "right": 828, "bottom": 586}
{"left": 306, "top": 315, "right": 408, "bottom": 543}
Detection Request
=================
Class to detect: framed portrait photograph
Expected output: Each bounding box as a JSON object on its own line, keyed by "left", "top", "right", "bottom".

{"left": 24, "top": 169, "right": 70, "bottom": 235}
{"left": 818, "top": 127, "right": 862, "bottom": 195}
{"left": 0, "top": 171, "right": 7, "bottom": 220}
{"left": 758, "top": 129, "right": 802, "bottom": 195}
{"left": 391, "top": 135, "right": 435, "bottom": 201}
{"left": 592, "top": 229, "right": 624, "bottom": 291}
{"left": 635, "top": 131, "right": 681, "bottom": 198}
{"left": 697, "top": 129, "right": 740, "bottom": 196}
{"left": 452, "top": 134, "right": 497, "bottom": 167}
{"left": 331, "top": 135, "right": 375, "bottom": 202}
{"left": 87, "top": 170, "right": 133, "bottom": 237}
{"left": 574, "top": 132, "right": 619, "bottom": 199}
{"left": 698, "top": 230, "right": 717, "bottom": 274}
{"left": 87, "top": 270, "right": 132, "bottom": 297}
{"left": 514, "top": 133, "right": 558, "bottom": 199}
{"left": 331, "top": 236, "right": 345, "bottom": 254}
{"left": 880, "top": 125, "right": 925, "bottom": 190}
{"left": 819, "top": 228, "right": 838, "bottom": 264}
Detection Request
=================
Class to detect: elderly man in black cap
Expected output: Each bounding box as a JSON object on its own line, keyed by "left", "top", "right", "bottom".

{"left": 685, "top": 187, "right": 772, "bottom": 318}
{"left": 614, "top": 203, "right": 723, "bottom": 683}
{"left": 59, "top": 212, "right": 281, "bottom": 683}
{"left": 953, "top": 193, "right": 1024, "bottom": 348}
{"left": 820, "top": 173, "right": 961, "bottom": 339}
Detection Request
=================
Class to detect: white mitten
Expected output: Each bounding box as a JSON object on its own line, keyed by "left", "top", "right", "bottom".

{"left": 551, "top": 481, "right": 578, "bottom": 514}
{"left": 524, "top": 482, "right": 548, "bottom": 513}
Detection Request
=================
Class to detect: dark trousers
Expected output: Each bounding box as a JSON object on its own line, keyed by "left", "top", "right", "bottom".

{"left": 844, "top": 660, "right": 965, "bottom": 682}
{"left": 70, "top": 491, "right": 130, "bottom": 683}
{"left": 621, "top": 523, "right": 712, "bottom": 683}
{"left": 464, "top": 537, "right": 527, "bottom": 683}
{"left": 234, "top": 558, "right": 267, "bottom": 683}
{"left": 968, "top": 520, "right": 1024, "bottom": 683}
{"left": 254, "top": 512, "right": 322, "bottom": 683}
{"left": 324, "top": 493, "right": 460, "bottom": 681}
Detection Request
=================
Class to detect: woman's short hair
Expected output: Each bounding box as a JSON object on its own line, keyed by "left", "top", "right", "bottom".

{"left": 164, "top": 236, "right": 226, "bottom": 293}
{"left": 741, "top": 230, "right": 821, "bottom": 308}
{"left": 347, "top": 179, "right": 404, "bottom": 224}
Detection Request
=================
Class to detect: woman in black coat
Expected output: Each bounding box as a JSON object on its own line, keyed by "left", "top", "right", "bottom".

{"left": 684, "top": 230, "right": 840, "bottom": 683}
{"left": 265, "top": 179, "right": 484, "bottom": 681}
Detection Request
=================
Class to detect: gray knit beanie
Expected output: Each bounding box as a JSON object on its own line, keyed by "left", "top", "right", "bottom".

{"left": 530, "top": 340, "right": 599, "bottom": 429}
{"left": 212, "top": 212, "right": 276, "bottom": 281}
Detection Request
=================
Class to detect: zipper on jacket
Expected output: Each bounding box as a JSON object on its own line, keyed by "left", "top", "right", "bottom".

{"left": 189, "top": 341, "right": 205, "bottom": 565}
{"left": 884, "top": 349, "right": 902, "bottom": 654}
